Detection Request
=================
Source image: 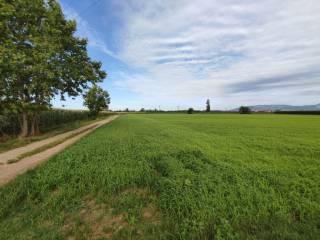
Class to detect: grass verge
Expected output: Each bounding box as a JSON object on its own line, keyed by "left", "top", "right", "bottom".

{"left": 6, "top": 124, "right": 98, "bottom": 164}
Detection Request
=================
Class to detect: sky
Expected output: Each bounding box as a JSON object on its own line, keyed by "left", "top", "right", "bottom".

{"left": 53, "top": 0, "right": 320, "bottom": 110}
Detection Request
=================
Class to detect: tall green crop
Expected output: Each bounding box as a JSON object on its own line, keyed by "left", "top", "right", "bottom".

{"left": 0, "top": 114, "right": 319, "bottom": 239}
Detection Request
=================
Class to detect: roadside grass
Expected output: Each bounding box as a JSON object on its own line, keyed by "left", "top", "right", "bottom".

{"left": 0, "top": 114, "right": 111, "bottom": 153}
{"left": 6, "top": 124, "right": 98, "bottom": 164}
{"left": 0, "top": 114, "right": 319, "bottom": 239}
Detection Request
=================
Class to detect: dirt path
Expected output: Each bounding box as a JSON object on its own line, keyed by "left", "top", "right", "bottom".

{"left": 0, "top": 116, "right": 118, "bottom": 164}
{"left": 0, "top": 115, "right": 119, "bottom": 186}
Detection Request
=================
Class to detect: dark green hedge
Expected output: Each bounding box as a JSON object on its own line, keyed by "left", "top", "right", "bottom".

{"left": 274, "top": 111, "right": 320, "bottom": 115}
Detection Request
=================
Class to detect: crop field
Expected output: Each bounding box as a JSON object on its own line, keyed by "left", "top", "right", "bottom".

{"left": 0, "top": 114, "right": 319, "bottom": 239}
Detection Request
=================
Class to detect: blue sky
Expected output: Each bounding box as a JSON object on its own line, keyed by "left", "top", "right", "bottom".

{"left": 53, "top": 0, "right": 320, "bottom": 110}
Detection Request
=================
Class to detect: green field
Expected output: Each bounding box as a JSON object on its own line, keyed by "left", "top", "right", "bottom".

{"left": 0, "top": 114, "right": 319, "bottom": 239}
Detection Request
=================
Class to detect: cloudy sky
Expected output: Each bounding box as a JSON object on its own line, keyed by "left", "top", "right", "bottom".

{"left": 54, "top": 0, "right": 320, "bottom": 110}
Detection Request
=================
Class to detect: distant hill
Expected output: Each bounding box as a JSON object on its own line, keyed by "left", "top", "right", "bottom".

{"left": 232, "top": 103, "right": 320, "bottom": 112}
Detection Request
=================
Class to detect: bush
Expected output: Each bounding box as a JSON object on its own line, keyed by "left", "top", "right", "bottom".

{"left": 239, "top": 106, "right": 251, "bottom": 114}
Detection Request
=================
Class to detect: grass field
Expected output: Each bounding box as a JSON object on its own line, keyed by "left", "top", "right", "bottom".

{"left": 0, "top": 114, "right": 319, "bottom": 239}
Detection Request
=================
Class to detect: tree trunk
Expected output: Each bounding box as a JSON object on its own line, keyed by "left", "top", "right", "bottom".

{"left": 35, "top": 116, "right": 40, "bottom": 135}
{"left": 30, "top": 115, "right": 35, "bottom": 136}
{"left": 19, "top": 111, "right": 28, "bottom": 138}
{"left": 30, "top": 113, "right": 40, "bottom": 136}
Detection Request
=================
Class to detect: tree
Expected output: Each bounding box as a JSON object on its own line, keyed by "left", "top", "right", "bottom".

{"left": 140, "top": 108, "right": 145, "bottom": 112}
{"left": 239, "top": 106, "right": 251, "bottom": 114}
{"left": 0, "top": 113, "right": 9, "bottom": 137}
{"left": 0, "top": 0, "right": 106, "bottom": 137}
{"left": 206, "top": 99, "right": 211, "bottom": 112}
{"left": 187, "top": 108, "right": 194, "bottom": 114}
{"left": 83, "top": 86, "right": 110, "bottom": 118}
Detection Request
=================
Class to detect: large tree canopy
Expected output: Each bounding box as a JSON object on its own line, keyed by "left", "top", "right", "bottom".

{"left": 0, "top": 0, "right": 106, "bottom": 136}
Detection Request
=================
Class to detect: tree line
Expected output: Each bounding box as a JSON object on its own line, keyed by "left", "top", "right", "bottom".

{"left": 0, "top": 0, "right": 109, "bottom": 137}
{"left": 117, "top": 100, "right": 254, "bottom": 114}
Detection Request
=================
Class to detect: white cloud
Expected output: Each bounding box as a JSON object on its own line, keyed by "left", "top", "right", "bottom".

{"left": 110, "top": 0, "right": 320, "bottom": 109}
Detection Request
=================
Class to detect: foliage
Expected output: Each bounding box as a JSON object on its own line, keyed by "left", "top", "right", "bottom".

{"left": 0, "top": 109, "right": 97, "bottom": 137}
{"left": 83, "top": 85, "right": 110, "bottom": 117}
{"left": 239, "top": 106, "right": 251, "bottom": 114}
{"left": 1, "top": 114, "right": 319, "bottom": 239}
{"left": 0, "top": 114, "right": 9, "bottom": 136}
{"left": 206, "top": 99, "right": 210, "bottom": 112}
{"left": 0, "top": 0, "right": 106, "bottom": 136}
{"left": 187, "top": 108, "right": 194, "bottom": 114}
